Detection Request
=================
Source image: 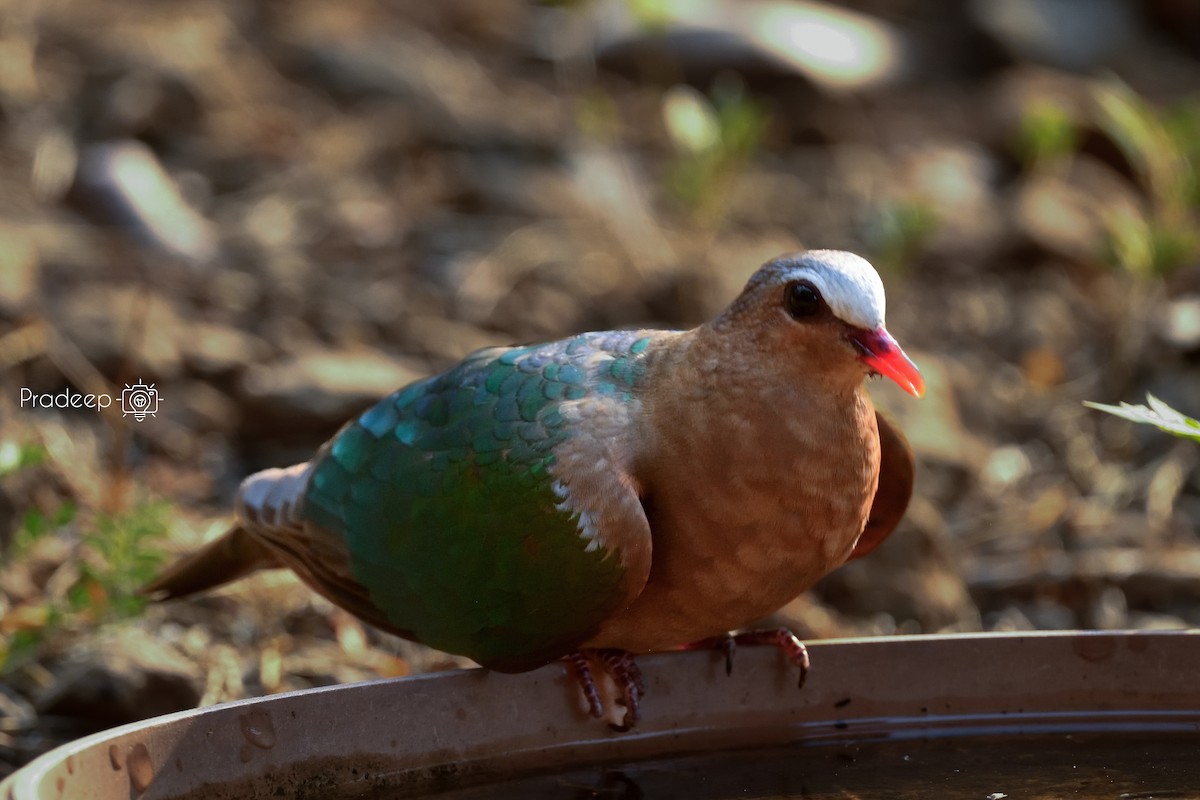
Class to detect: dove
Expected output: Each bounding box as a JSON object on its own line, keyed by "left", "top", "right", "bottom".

{"left": 144, "top": 250, "right": 922, "bottom": 726}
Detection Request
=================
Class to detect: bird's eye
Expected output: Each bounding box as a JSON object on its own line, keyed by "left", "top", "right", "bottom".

{"left": 785, "top": 282, "right": 822, "bottom": 319}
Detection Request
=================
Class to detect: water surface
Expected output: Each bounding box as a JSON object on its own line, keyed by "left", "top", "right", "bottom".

{"left": 411, "top": 732, "right": 1200, "bottom": 799}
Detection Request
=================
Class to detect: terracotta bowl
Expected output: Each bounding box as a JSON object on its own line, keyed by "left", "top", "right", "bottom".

{"left": 4, "top": 631, "right": 1200, "bottom": 799}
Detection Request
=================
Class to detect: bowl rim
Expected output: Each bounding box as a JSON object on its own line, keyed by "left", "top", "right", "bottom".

{"left": 5, "top": 630, "right": 1200, "bottom": 800}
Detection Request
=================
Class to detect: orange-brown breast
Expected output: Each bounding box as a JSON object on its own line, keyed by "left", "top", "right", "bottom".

{"left": 584, "top": 332, "right": 881, "bottom": 653}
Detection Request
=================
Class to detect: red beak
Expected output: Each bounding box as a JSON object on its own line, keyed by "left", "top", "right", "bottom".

{"left": 849, "top": 326, "right": 924, "bottom": 398}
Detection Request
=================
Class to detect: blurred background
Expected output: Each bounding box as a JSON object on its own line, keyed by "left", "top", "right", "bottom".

{"left": 4, "top": 0, "right": 1200, "bottom": 775}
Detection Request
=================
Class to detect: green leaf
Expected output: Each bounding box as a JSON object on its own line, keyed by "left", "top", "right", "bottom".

{"left": 1084, "top": 394, "right": 1200, "bottom": 443}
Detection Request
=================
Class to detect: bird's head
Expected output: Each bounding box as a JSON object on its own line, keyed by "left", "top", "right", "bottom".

{"left": 715, "top": 250, "right": 924, "bottom": 397}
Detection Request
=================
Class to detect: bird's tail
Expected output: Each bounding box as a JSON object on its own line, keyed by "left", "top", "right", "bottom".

{"left": 140, "top": 524, "right": 281, "bottom": 600}
{"left": 142, "top": 462, "right": 313, "bottom": 600}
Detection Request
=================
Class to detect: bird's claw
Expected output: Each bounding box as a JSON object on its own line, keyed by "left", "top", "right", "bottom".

{"left": 736, "top": 628, "right": 810, "bottom": 687}
{"left": 566, "top": 649, "right": 645, "bottom": 729}
{"left": 705, "top": 633, "right": 736, "bottom": 676}
{"left": 597, "top": 648, "right": 645, "bottom": 728}
{"left": 685, "top": 627, "right": 810, "bottom": 687}
{"left": 566, "top": 651, "right": 604, "bottom": 718}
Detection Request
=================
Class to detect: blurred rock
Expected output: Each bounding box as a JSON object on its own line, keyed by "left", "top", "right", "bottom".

{"left": 412, "top": 215, "right": 526, "bottom": 293}
{"left": 1010, "top": 156, "right": 1142, "bottom": 266}
{"left": 491, "top": 283, "right": 581, "bottom": 341}
{"left": 240, "top": 193, "right": 306, "bottom": 252}
{"left": 871, "top": 351, "right": 988, "bottom": 470}
{"left": 1155, "top": 295, "right": 1200, "bottom": 352}
{"left": 206, "top": 270, "right": 263, "bottom": 316}
{"left": 330, "top": 179, "right": 402, "bottom": 249}
{"left": 91, "top": 69, "right": 205, "bottom": 141}
{"left": 1087, "top": 584, "right": 1128, "bottom": 629}
{"left": 70, "top": 141, "right": 218, "bottom": 267}
{"left": 452, "top": 222, "right": 593, "bottom": 331}
{"left": 239, "top": 348, "right": 425, "bottom": 432}
{"left": 970, "top": 0, "right": 1136, "bottom": 72}
{"left": 566, "top": 146, "right": 676, "bottom": 272}
{"left": 283, "top": 22, "right": 563, "bottom": 148}
{"left": 35, "top": 628, "right": 202, "bottom": 727}
{"left": 169, "top": 381, "right": 240, "bottom": 434}
{"left": 0, "top": 536, "right": 73, "bottom": 606}
{"left": 0, "top": 223, "right": 38, "bottom": 318}
{"left": 593, "top": 0, "right": 911, "bottom": 92}
{"left": 23, "top": 219, "right": 110, "bottom": 275}
{"left": 0, "top": 683, "right": 36, "bottom": 734}
{"left": 1125, "top": 611, "right": 1190, "bottom": 630}
{"left": 454, "top": 153, "right": 585, "bottom": 219}
{"left": 816, "top": 555, "right": 979, "bottom": 633}
{"left": 969, "top": 548, "right": 1200, "bottom": 615}
{"left": 897, "top": 143, "right": 1007, "bottom": 260}
{"left": 1020, "top": 598, "right": 1077, "bottom": 629}
{"left": 57, "top": 286, "right": 186, "bottom": 379}
{"left": 986, "top": 605, "right": 1037, "bottom": 632}
{"left": 280, "top": 639, "right": 382, "bottom": 689}
{"left": 0, "top": 17, "right": 37, "bottom": 106}
{"left": 403, "top": 315, "right": 498, "bottom": 364}
{"left": 181, "top": 323, "right": 269, "bottom": 378}
{"left": 725, "top": 164, "right": 821, "bottom": 231}
{"left": 30, "top": 130, "right": 79, "bottom": 204}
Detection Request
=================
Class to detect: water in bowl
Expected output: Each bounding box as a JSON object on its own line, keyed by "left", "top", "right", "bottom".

{"left": 410, "top": 731, "right": 1200, "bottom": 799}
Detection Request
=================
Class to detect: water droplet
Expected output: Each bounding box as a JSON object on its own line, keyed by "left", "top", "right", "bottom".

{"left": 239, "top": 709, "right": 277, "bottom": 750}
{"left": 108, "top": 744, "right": 124, "bottom": 771}
{"left": 65, "top": 755, "right": 75, "bottom": 775}
{"left": 1072, "top": 635, "right": 1117, "bottom": 663}
{"left": 127, "top": 743, "right": 154, "bottom": 794}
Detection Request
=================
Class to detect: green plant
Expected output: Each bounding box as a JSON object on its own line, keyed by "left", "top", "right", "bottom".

{"left": 78, "top": 501, "right": 172, "bottom": 618}
{"left": 626, "top": 0, "right": 674, "bottom": 31}
{"left": 662, "top": 77, "right": 770, "bottom": 228}
{"left": 865, "top": 198, "right": 939, "bottom": 274}
{"left": 12, "top": 501, "right": 77, "bottom": 557}
{"left": 1164, "top": 101, "right": 1200, "bottom": 209}
{"left": 1093, "top": 83, "right": 1200, "bottom": 276}
{"left": 1017, "top": 99, "right": 1081, "bottom": 171}
{"left": 1084, "top": 394, "right": 1200, "bottom": 443}
{"left": 0, "top": 440, "right": 45, "bottom": 478}
{"left": 1103, "top": 206, "right": 1199, "bottom": 279}
{"left": 0, "top": 497, "right": 171, "bottom": 673}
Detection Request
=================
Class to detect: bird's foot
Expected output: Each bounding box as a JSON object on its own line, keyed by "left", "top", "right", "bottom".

{"left": 684, "top": 628, "right": 811, "bottom": 688}
{"left": 565, "top": 648, "right": 645, "bottom": 730}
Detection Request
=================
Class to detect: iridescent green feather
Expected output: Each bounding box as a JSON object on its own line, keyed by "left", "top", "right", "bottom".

{"left": 303, "top": 332, "right": 653, "bottom": 669}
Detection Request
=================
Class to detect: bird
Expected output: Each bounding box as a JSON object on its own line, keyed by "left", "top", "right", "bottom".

{"left": 143, "top": 249, "right": 922, "bottom": 727}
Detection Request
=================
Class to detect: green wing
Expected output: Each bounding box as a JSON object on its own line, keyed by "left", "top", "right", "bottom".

{"left": 302, "top": 332, "right": 654, "bottom": 670}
